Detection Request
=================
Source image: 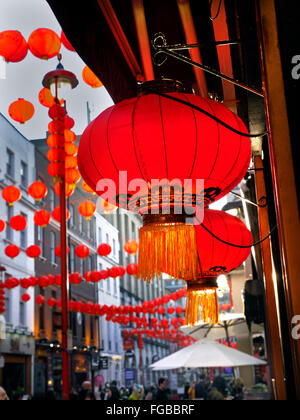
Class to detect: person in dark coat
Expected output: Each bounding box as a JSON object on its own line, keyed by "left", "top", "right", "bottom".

{"left": 155, "top": 377, "right": 169, "bottom": 401}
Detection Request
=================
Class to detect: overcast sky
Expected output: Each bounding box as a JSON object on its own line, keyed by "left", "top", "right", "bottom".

{"left": 0, "top": 0, "right": 114, "bottom": 140}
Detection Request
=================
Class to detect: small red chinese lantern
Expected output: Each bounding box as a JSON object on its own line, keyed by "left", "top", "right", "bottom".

{"left": 64, "top": 129, "right": 76, "bottom": 143}
{"left": 78, "top": 200, "right": 96, "bottom": 220}
{"left": 21, "top": 293, "right": 31, "bottom": 303}
{"left": 60, "top": 31, "right": 75, "bottom": 52}
{"left": 28, "top": 181, "right": 48, "bottom": 202}
{"left": 65, "top": 168, "right": 81, "bottom": 188}
{"left": 8, "top": 98, "right": 35, "bottom": 124}
{"left": 55, "top": 245, "right": 70, "bottom": 259}
{"left": 108, "top": 267, "right": 120, "bottom": 278}
{"left": 28, "top": 28, "right": 61, "bottom": 60}
{"left": 0, "top": 219, "right": 6, "bottom": 232}
{"left": 39, "top": 87, "right": 56, "bottom": 108}
{"left": 47, "top": 298, "right": 57, "bottom": 308}
{"left": 0, "top": 30, "right": 28, "bottom": 62}
{"left": 124, "top": 240, "right": 138, "bottom": 255}
{"left": 118, "top": 266, "right": 126, "bottom": 277}
{"left": 52, "top": 207, "right": 71, "bottom": 224}
{"left": 5, "top": 277, "right": 19, "bottom": 290}
{"left": 54, "top": 182, "right": 75, "bottom": 198}
{"left": 9, "top": 215, "right": 27, "bottom": 231}
{"left": 26, "top": 245, "right": 41, "bottom": 259}
{"left": 167, "top": 307, "right": 175, "bottom": 315}
{"left": 36, "top": 295, "right": 45, "bottom": 306}
{"left": 1, "top": 186, "right": 21, "bottom": 206}
{"left": 69, "top": 273, "right": 83, "bottom": 285}
{"left": 75, "top": 244, "right": 90, "bottom": 259}
{"left": 34, "top": 210, "right": 51, "bottom": 228}
{"left": 127, "top": 263, "right": 138, "bottom": 276}
{"left": 65, "top": 143, "right": 78, "bottom": 157}
{"left": 5, "top": 244, "right": 20, "bottom": 259}
{"left": 82, "top": 66, "right": 103, "bottom": 88}
{"left": 97, "top": 243, "right": 111, "bottom": 257}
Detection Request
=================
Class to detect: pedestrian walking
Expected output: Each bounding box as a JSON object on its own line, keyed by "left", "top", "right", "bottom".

{"left": 155, "top": 377, "right": 169, "bottom": 401}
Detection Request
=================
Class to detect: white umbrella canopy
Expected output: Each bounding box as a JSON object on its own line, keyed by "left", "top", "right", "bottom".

{"left": 150, "top": 339, "right": 266, "bottom": 370}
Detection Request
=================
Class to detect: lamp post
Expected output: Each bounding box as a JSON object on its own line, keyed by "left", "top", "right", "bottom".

{"left": 42, "top": 56, "right": 78, "bottom": 400}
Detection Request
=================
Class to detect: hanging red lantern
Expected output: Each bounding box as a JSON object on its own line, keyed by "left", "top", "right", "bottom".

{"left": 75, "top": 244, "right": 90, "bottom": 259}
{"left": 176, "top": 306, "right": 184, "bottom": 315}
{"left": 60, "top": 31, "right": 76, "bottom": 52}
{"left": 118, "top": 266, "right": 126, "bottom": 277}
{"left": 47, "top": 148, "right": 64, "bottom": 163}
{"left": 28, "top": 181, "right": 48, "bottom": 202}
{"left": 182, "top": 210, "right": 252, "bottom": 327}
{"left": 39, "top": 87, "right": 56, "bottom": 108}
{"left": 9, "top": 98, "right": 35, "bottom": 124}
{"left": 0, "top": 219, "right": 6, "bottom": 232}
{"left": 9, "top": 215, "right": 27, "bottom": 231}
{"left": 99, "top": 270, "right": 109, "bottom": 280}
{"left": 52, "top": 207, "right": 71, "bottom": 224}
{"left": 65, "top": 143, "right": 78, "bottom": 157}
{"left": 5, "top": 277, "right": 19, "bottom": 290}
{"left": 34, "top": 210, "right": 51, "bottom": 228}
{"left": 97, "top": 243, "right": 111, "bottom": 257}
{"left": 64, "top": 116, "right": 75, "bottom": 130}
{"left": 55, "top": 245, "right": 70, "bottom": 259}
{"left": 54, "top": 182, "right": 75, "bottom": 198}
{"left": 78, "top": 200, "right": 96, "bottom": 220}
{"left": 127, "top": 263, "right": 138, "bottom": 276}
{"left": 167, "top": 307, "right": 175, "bottom": 315}
{"left": 157, "top": 306, "right": 166, "bottom": 315}
{"left": 82, "top": 66, "right": 103, "bottom": 88}
{"left": 64, "top": 129, "right": 76, "bottom": 143}
{"left": 39, "top": 276, "right": 50, "bottom": 288}
{"left": 108, "top": 267, "right": 120, "bottom": 278}
{"left": 1, "top": 186, "right": 21, "bottom": 206}
{"left": 36, "top": 295, "right": 45, "bottom": 306}
{"left": 78, "top": 84, "right": 251, "bottom": 284}
{"left": 28, "top": 28, "right": 61, "bottom": 60}
{"left": 0, "top": 30, "right": 28, "bottom": 62}
{"left": 47, "top": 298, "right": 57, "bottom": 308}
{"left": 124, "top": 240, "right": 138, "bottom": 255}
{"left": 26, "top": 245, "right": 41, "bottom": 259}
{"left": 47, "top": 133, "right": 64, "bottom": 148}
{"left": 69, "top": 273, "right": 83, "bottom": 285}
{"left": 65, "top": 168, "right": 81, "bottom": 188}
{"left": 5, "top": 244, "right": 20, "bottom": 259}
{"left": 21, "top": 293, "right": 31, "bottom": 303}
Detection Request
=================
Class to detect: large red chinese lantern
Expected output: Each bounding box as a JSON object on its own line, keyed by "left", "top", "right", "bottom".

{"left": 78, "top": 200, "right": 96, "bottom": 220}
{"left": 182, "top": 210, "right": 252, "bottom": 326}
{"left": 1, "top": 186, "right": 21, "bottom": 206}
{"left": 8, "top": 99, "right": 35, "bottom": 124}
{"left": 28, "top": 181, "right": 48, "bottom": 202}
{"left": 5, "top": 244, "right": 20, "bottom": 259}
{"left": 9, "top": 215, "right": 27, "bottom": 231}
{"left": 82, "top": 66, "right": 103, "bottom": 88}
{"left": 78, "top": 82, "right": 251, "bottom": 283}
{"left": 28, "top": 28, "right": 61, "bottom": 60}
{"left": 0, "top": 30, "right": 28, "bottom": 62}
{"left": 34, "top": 210, "right": 51, "bottom": 227}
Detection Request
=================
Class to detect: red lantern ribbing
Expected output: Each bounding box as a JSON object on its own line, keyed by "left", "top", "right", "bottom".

{"left": 78, "top": 83, "right": 251, "bottom": 283}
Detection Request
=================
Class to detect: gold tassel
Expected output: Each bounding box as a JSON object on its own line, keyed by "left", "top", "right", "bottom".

{"left": 137, "top": 215, "right": 198, "bottom": 283}
{"left": 185, "top": 282, "right": 220, "bottom": 327}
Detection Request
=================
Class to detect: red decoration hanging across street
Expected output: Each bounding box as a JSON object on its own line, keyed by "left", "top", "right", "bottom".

{"left": 21, "top": 293, "right": 31, "bottom": 303}
{"left": 1, "top": 186, "right": 21, "bottom": 206}
{"left": 78, "top": 85, "right": 251, "bottom": 284}
{"left": 9, "top": 215, "right": 27, "bottom": 231}
{"left": 75, "top": 245, "right": 90, "bottom": 259}
{"left": 28, "top": 181, "right": 48, "bottom": 202}
{"left": 124, "top": 240, "right": 138, "bottom": 255}
{"left": 39, "top": 88, "right": 56, "bottom": 108}
{"left": 34, "top": 210, "right": 51, "bottom": 228}
{"left": 5, "top": 244, "right": 20, "bottom": 259}
{"left": 26, "top": 245, "right": 41, "bottom": 259}
{"left": 127, "top": 263, "right": 138, "bottom": 276}
{"left": 52, "top": 207, "right": 71, "bottom": 224}
{"left": 55, "top": 245, "right": 70, "bottom": 259}
{"left": 0, "top": 30, "right": 28, "bottom": 62}
{"left": 78, "top": 200, "right": 96, "bottom": 220}
{"left": 97, "top": 243, "right": 111, "bottom": 257}
{"left": 8, "top": 99, "right": 34, "bottom": 124}
{"left": 28, "top": 28, "right": 61, "bottom": 60}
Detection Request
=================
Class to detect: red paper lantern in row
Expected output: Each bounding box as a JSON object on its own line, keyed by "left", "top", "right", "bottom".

{"left": 82, "top": 66, "right": 103, "bottom": 88}
{"left": 65, "top": 168, "right": 81, "bottom": 188}
{"left": 9, "top": 215, "right": 27, "bottom": 231}
{"left": 28, "top": 28, "right": 61, "bottom": 60}
{"left": 26, "top": 245, "right": 41, "bottom": 259}
{"left": 124, "top": 240, "right": 138, "bottom": 255}
{"left": 182, "top": 210, "right": 252, "bottom": 327}
{"left": 39, "top": 87, "right": 56, "bottom": 108}
{"left": 54, "top": 182, "right": 75, "bottom": 198}
{"left": 9, "top": 98, "right": 35, "bottom": 124}
{"left": 0, "top": 30, "right": 28, "bottom": 62}
{"left": 5, "top": 277, "right": 20, "bottom": 290}
{"left": 47, "top": 298, "right": 57, "bottom": 308}
{"left": 36, "top": 295, "right": 45, "bottom": 306}
{"left": 21, "top": 293, "right": 31, "bottom": 303}
{"left": 28, "top": 181, "right": 48, "bottom": 202}
{"left": 55, "top": 245, "right": 70, "bottom": 259}
{"left": 5, "top": 244, "right": 20, "bottom": 259}
{"left": 0, "top": 219, "right": 6, "bottom": 232}
{"left": 1, "top": 186, "right": 21, "bottom": 206}
{"left": 60, "top": 31, "right": 75, "bottom": 52}
{"left": 52, "top": 207, "right": 71, "bottom": 224}
{"left": 75, "top": 245, "right": 90, "bottom": 259}
{"left": 78, "top": 200, "right": 96, "bottom": 220}
{"left": 97, "top": 243, "right": 111, "bottom": 257}
{"left": 34, "top": 210, "right": 51, "bottom": 228}
{"left": 69, "top": 273, "right": 83, "bottom": 285}
{"left": 127, "top": 263, "right": 138, "bottom": 276}
{"left": 78, "top": 85, "right": 251, "bottom": 284}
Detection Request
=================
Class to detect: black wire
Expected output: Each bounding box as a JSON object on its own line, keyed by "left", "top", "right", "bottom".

{"left": 195, "top": 215, "right": 277, "bottom": 248}
{"left": 209, "top": 0, "right": 223, "bottom": 21}
{"left": 143, "top": 88, "right": 268, "bottom": 139}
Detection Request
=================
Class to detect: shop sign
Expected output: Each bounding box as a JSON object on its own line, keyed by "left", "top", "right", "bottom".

{"left": 99, "top": 356, "right": 109, "bottom": 370}
{"left": 125, "top": 369, "right": 136, "bottom": 382}
{"left": 123, "top": 338, "right": 134, "bottom": 351}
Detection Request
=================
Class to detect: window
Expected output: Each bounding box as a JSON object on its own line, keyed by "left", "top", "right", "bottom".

{"left": 114, "top": 278, "right": 117, "bottom": 297}
{"left": 6, "top": 204, "right": 13, "bottom": 242}
{"left": 113, "top": 239, "right": 116, "bottom": 258}
{"left": 90, "top": 316, "right": 94, "bottom": 342}
{"left": 98, "top": 227, "right": 102, "bottom": 244}
{"left": 107, "top": 274, "right": 111, "bottom": 294}
{"left": 6, "top": 149, "right": 14, "bottom": 178}
{"left": 87, "top": 219, "right": 91, "bottom": 238}
{"left": 50, "top": 232, "right": 56, "bottom": 264}
{"left": 69, "top": 244, "right": 75, "bottom": 273}
{"left": 37, "top": 226, "right": 45, "bottom": 257}
{"left": 4, "top": 274, "right": 11, "bottom": 323}
{"left": 19, "top": 288, "right": 26, "bottom": 326}
{"left": 79, "top": 215, "right": 83, "bottom": 233}
{"left": 106, "top": 233, "right": 109, "bottom": 245}
{"left": 69, "top": 204, "right": 75, "bottom": 228}
{"left": 107, "top": 322, "right": 112, "bottom": 351}
{"left": 50, "top": 188, "right": 55, "bottom": 211}
{"left": 20, "top": 213, "right": 27, "bottom": 248}
{"left": 20, "top": 161, "right": 28, "bottom": 188}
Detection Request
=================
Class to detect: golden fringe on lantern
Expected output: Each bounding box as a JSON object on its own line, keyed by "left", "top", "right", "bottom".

{"left": 185, "top": 284, "right": 220, "bottom": 327}
{"left": 138, "top": 215, "right": 198, "bottom": 283}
